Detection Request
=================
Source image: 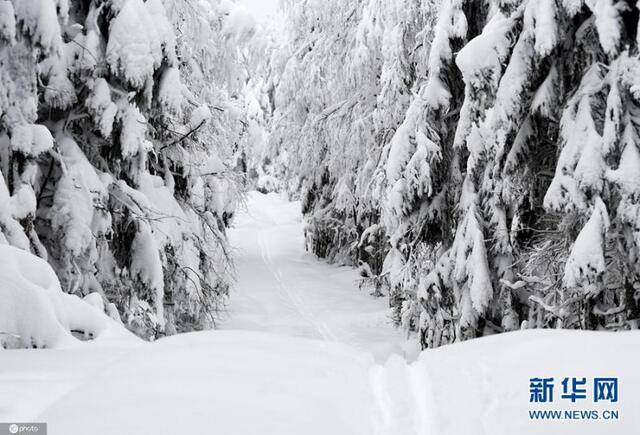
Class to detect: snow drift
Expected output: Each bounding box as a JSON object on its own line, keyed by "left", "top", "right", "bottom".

{"left": 0, "top": 244, "right": 134, "bottom": 349}
{"left": 1, "top": 327, "right": 638, "bottom": 435}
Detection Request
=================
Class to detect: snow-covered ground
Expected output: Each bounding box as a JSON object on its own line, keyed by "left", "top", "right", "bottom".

{"left": 221, "top": 191, "right": 410, "bottom": 361}
{"left": 1, "top": 193, "right": 639, "bottom": 435}
{"left": 2, "top": 329, "right": 638, "bottom": 435}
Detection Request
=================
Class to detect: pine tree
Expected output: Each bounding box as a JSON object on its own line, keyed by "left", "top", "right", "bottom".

{"left": 268, "top": 0, "right": 439, "bottom": 298}
{"left": 267, "top": 0, "right": 640, "bottom": 348}
{"left": 409, "top": 0, "right": 640, "bottom": 345}
{"left": 0, "top": 0, "right": 253, "bottom": 342}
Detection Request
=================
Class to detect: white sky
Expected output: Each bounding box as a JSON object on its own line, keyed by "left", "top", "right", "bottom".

{"left": 237, "top": 0, "right": 280, "bottom": 19}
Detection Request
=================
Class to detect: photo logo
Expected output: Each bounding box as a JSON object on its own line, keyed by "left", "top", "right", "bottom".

{"left": 528, "top": 377, "right": 620, "bottom": 421}
{"left": 0, "top": 423, "right": 46, "bottom": 434}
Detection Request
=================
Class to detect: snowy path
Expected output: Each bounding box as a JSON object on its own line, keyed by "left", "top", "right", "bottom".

{"left": 221, "top": 191, "right": 408, "bottom": 361}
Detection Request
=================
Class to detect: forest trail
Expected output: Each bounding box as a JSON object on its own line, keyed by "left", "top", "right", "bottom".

{"left": 221, "top": 191, "right": 409, "bottom": 362}
{"left": 3, "top": 195, "right": 638, "bottom": 435}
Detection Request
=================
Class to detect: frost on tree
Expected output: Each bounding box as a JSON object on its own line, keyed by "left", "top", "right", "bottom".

{"left": 0, "top": 0, "right": 252, "bottom": 345}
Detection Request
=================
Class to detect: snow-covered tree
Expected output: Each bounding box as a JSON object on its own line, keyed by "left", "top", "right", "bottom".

{"left": 268, "top": 0, "right": 440, "bottom": 294}
{"left": 0, "top": 0, "right": 256, "bottom": 343}
{"left": 268, "top": 0, "right": 640, "bottom": 348}
{"left": 408, "top": 0, "right": 640, "bottom": 345}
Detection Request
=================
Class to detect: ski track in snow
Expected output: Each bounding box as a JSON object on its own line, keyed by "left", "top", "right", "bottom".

{"left": 218, "top": 192, "right": 431, "bottom": 434}
{"left": 221, "top": 192, "right": 421, "bottom": 432}
{"left": 220, "top": 191, "right": 409, "bottom": 360}
{"left": 258, "top": 228, "right": 337, "bottom": 341}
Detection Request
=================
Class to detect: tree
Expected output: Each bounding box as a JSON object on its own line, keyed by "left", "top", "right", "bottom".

{"left": 268, "top": 0, "right": 439, "bottom": 297}
{"left": 0, "top": 0, "right": 254, "bottom": 343}
{"left": 267, "top": 0, "right": 640, "bottom": 348}
{"left": 410, "top": 0, "right": 640, "bottom": 346}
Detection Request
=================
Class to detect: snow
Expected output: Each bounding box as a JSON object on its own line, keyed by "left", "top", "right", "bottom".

{"left": 406, "top": 330, "right": 640, "bottom": 434}
{"left": 490, "top": 28, "right": 533, "bottom": 134}
{"left": 531, "top": 65, "right": 559, "bottom": 117}
{"left": 448, "top": 193, "right": 494, "bottom": 326}
{"left": 223, "top": 5, "right": 257, "bottom": 43}
{"left": 386, "top": 121, "right": 415, "bottom": 183}
{"left": 505, "top": 117, "right": 533, "bottom": 172}
{"left": 607, "top": 124, "right": 640, "bottom": 194}
{"left": 222, "top": 192, "right": 407, "bottom": 362}
{"left": 158, "top": 67, "right": 183, "bottom": 116}
{"left": 587, "top": 0, "right": 622, "bottom": 55}
{"left": 256, "top": 173, "right": 281, "bottom": 192}
{"left": 529, "top": 0, "right": 559, "bottom": 57}
{"left": 49, "top": 135, "right": 109, "bottom": 258}
{"left": 3, "top": 0, "right": 640, "bottom": 424}
{"left": 0, "top": 244, "right": 134, "bottom": 350}
{"left": 238, "top": 0, "right": 280, "bottom": 19}
{"left": 563, "top": 0, "right": 586, "bottom": 17}
{"left": 10, "top": 124, "right": 54, "bottom": 156}
{"left": 0, "top": 176, "right": 31, "bottom": 250}
{"left": 42, "top": 57, "right": 76, "bottom": 110}
{"left": 602, "top": 70, "right": 622, "bottom": 154}
{"left": 469, "top": 209, "right": 493, "bottom": 313}
{"left": 1, "top": 325, "right": 639, "bottom": 433}
{"left": 456, "top": 12, "right": 514, "bottom": 88}
{"left": 8, "top": 184, "right": 36, "bottom": 220}
{"left": 563, "top": 198, "right": 609, "bottom": 295}
{"left": 118, "top": 104, "right": 148, "bottom": 158}
{"left": 423, "top": 0, "right": 467, "bottom": 108}
{"left": 544, "top": 74, "right": 604, "bottom": 213}
{"left": 82, "top": 292, "right": 105, "bottom": 312}
{"left": 106, "top": 0, "right": 169, "bottom": 89}
{"left": 86, "top": 78, "right": 117, "bottom": 138}
{"left": 189, "top": 104, "right": 212, "bottom": 128}
{"left": 1, "top": 194, "right": 639, "bottom": 434}
{"left": 12, "top": 0, "right": 62, "bottom": 53}
{"left": 0, "top": 1, "right": 15, "bottom": 43}
{"left": 129, "top": 222, "right": 165, "bottom": 325}
{"left": 574, "top": 127, "right": 605, "bottom": 193}
{"left": 384, "top": 101, "right": 441, "bottom": 223}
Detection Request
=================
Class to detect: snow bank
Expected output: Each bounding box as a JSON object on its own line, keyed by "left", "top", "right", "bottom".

{"left": 0, "top": 244, "right": 134, "bottom": 349}
{"left": 15, "top": 332, "right": 379, "bottom": 434}
{"left": 2, "top": 329, "right": 638, "bottom": 434}
{"left": 374, "top": 329, "right": 640, "bottom": 435}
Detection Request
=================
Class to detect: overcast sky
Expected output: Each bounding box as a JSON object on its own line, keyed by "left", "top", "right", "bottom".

{"left": 237, "top": 0, "right": 280, "bottom": 19}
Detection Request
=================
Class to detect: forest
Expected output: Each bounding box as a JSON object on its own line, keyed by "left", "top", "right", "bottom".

{"left": 2, "top": 1, "right": 640, "bottom": 433}
{"left": 266, "top": 0, "right": 640, "bottom": 348}
{"left": 1, "top": 0, "right": 639, "bottom": 351}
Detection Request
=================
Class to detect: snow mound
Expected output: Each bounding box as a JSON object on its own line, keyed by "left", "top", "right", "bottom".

{"left": 2, "top": 329, "right": 637, "bottom": 434}
{"left": 0, "top": 244, "right": 134, "bottom": 349}
{"left": 373, "top": 329, "right": 640, "bottom": 434}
